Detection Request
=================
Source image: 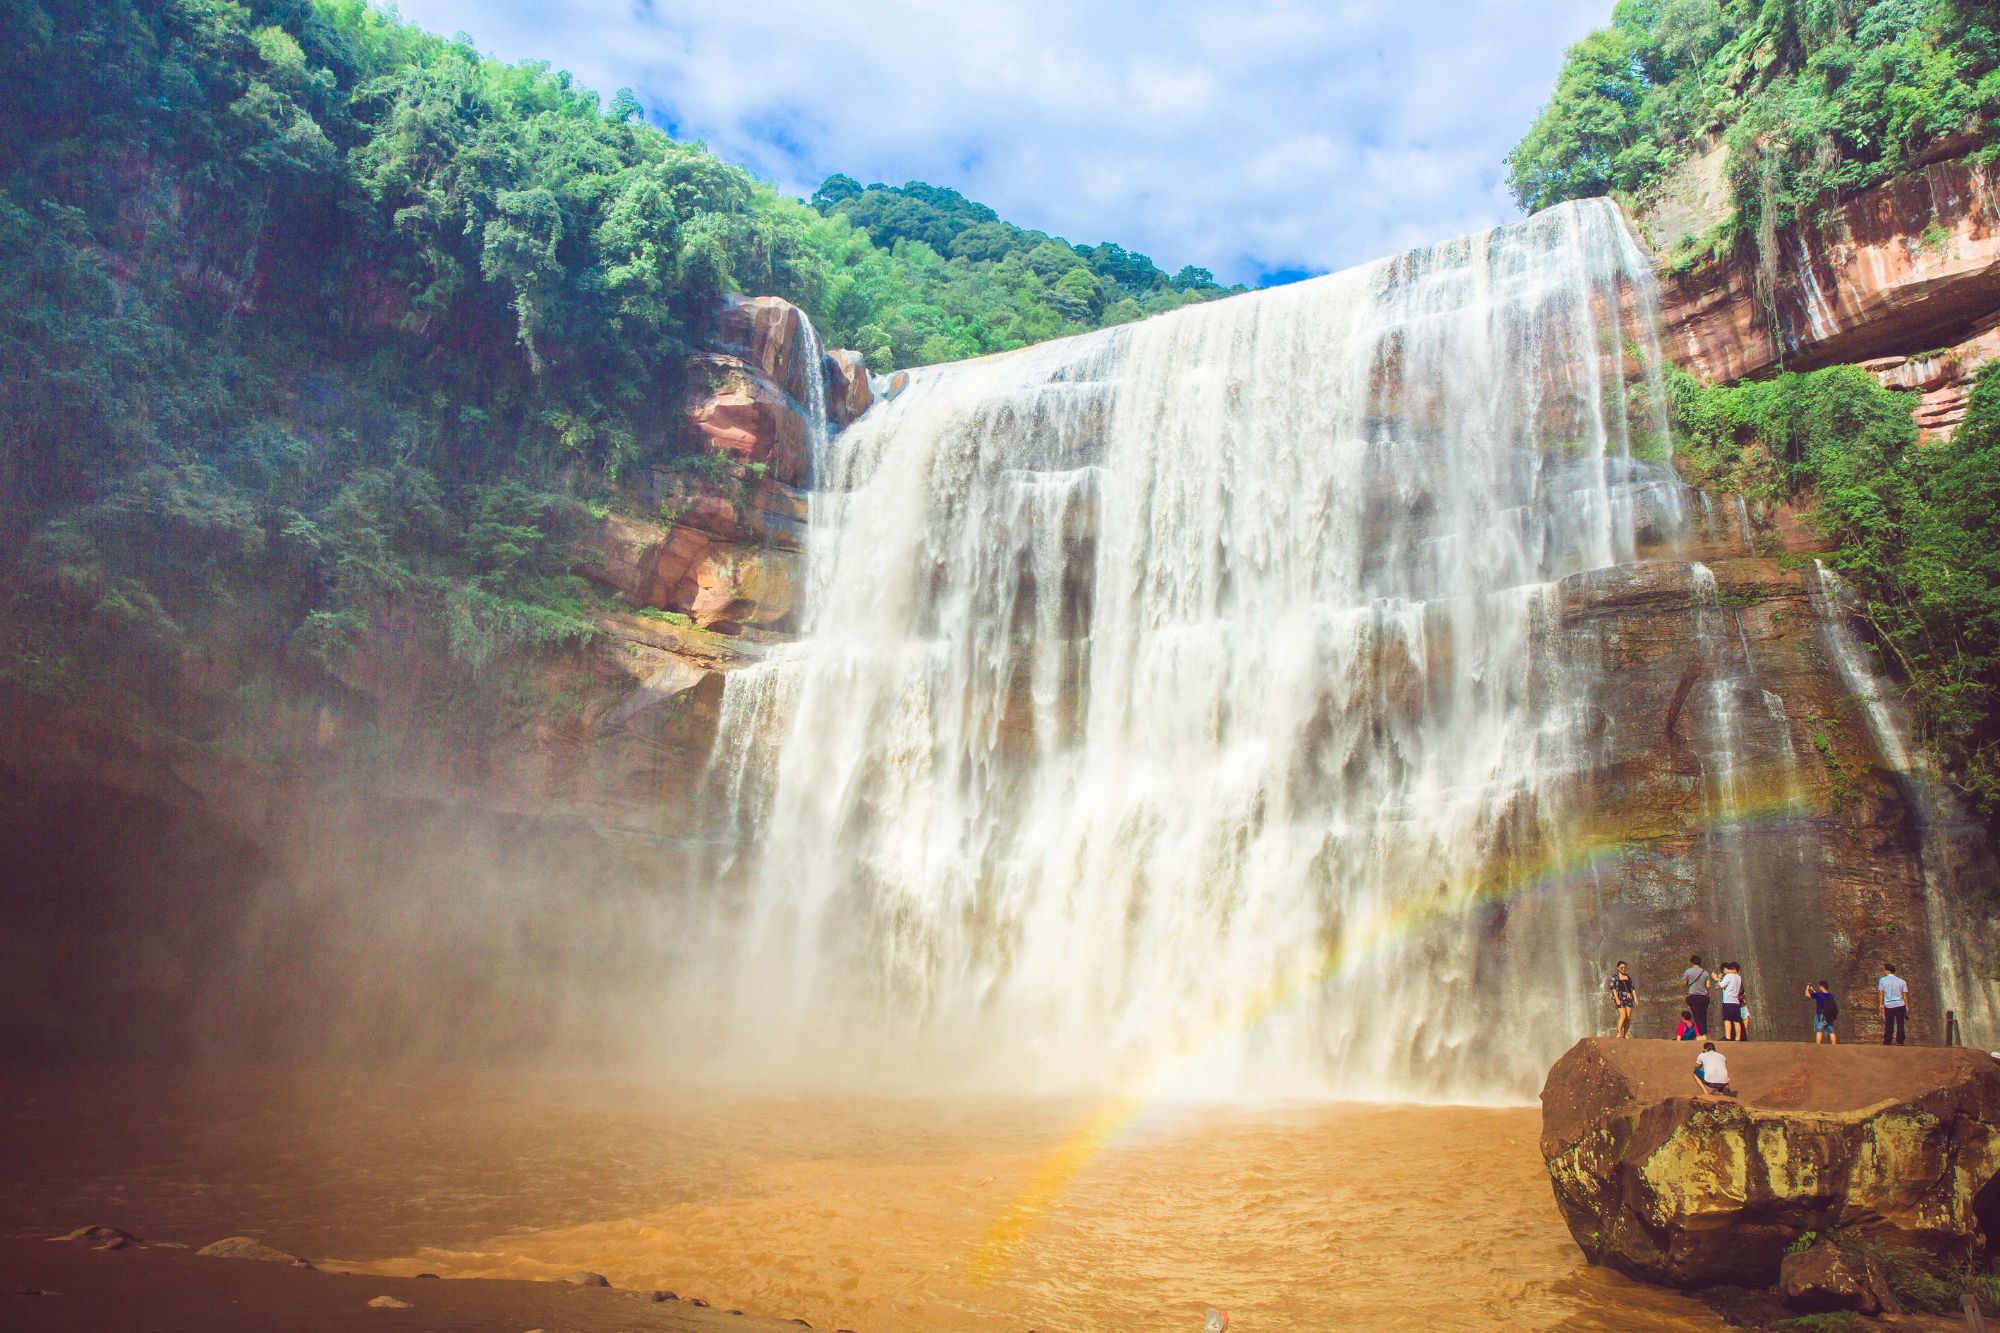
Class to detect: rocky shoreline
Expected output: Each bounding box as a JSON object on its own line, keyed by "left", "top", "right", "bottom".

{"left": 4, "top": 1226, "right": 841, "bottom": 1333}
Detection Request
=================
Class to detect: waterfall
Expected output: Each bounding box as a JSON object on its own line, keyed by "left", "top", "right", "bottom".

{"left": 1809, "top": 562, "right": 2000, "bottom": 1044}
{"left": 689, "top": 201, "right": 1681, "bottom": 1101}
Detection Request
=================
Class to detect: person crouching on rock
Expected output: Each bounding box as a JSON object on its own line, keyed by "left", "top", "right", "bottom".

{"left": 1676, "top": 1007, "right": 1700, "bottom": 1041}
{"left": 1806, "top": 981, "right": 1840, "bottom": 1044}
{"left": 1608, "top": 961, "right": 1636, "bottom": 1038}
{"left": 1692, "top": 1042, "right": 1734, "bottom": 1098}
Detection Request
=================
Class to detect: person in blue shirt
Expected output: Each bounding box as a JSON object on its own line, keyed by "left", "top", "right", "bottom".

{"left": 1805, "top": 981, "right": 1840, "bottom": 1045}
{"left": 1878, "top": 963, "right": 1911, "bottom": 1045}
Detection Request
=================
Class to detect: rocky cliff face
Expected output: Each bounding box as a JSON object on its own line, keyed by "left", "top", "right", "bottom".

{"left": 1641, "top": 159, "right": 2000, "bottom": 1037}
{"left": 1659, "top": 159, "right": 2000, "bottom": 439}
{"left": 13, "top": 161, "right": 2000, "bottom": 1069}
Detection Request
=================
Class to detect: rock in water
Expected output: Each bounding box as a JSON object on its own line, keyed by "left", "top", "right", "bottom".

{"left": 365, "top": 1295, "right": 411, "bottom": 1309}
{"left": 559, "top": 1270, "right": 610, "bottom": 1288}
{"left": 195, "top": 1236, "right": 312, "bottom": 1267}
{"left": 1540, "top": 1038, "right": 2000, "bottom": 1288}
{"left": 52, "top": 1225, "right": 136, "bottom": 1244}
{"left": 1779, "top": 1242, "right": 1897, "bottom": 1315}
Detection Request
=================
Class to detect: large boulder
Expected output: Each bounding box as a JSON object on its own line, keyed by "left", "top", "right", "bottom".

{"left": 1779, "top": 1241, "right": 1898, "bottom": 1315}
{"left": 1541, "top": 1038, "right": 2000, "bottom": 1289}
{"left": 711, "top": 294, "right": 819, "bottom": 408}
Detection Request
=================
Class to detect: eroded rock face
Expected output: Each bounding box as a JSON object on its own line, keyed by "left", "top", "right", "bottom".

{"left": 674, "top": 545, "right": 799, "bottom": 633}
{"left": 1541, "top": 1038, "right": 2000, "bottom": 1289}
{"left": 824, "top": 348, "right": 872, "bottom": 426}
{"left": 683, "top": 354, "right": 812, "bottom": 487}
{"left": 1862, "top": 310, "right": 2000, "bottom": 441}
{"left": 712, "top": 294, "right": 819, "bottom": 408}
{"left": 1658, "top": 160, "right": 2000, "bottom": 383}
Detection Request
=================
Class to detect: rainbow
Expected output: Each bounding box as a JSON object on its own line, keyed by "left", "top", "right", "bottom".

{"left": 966, "top": 780, "right": 1820, "bottom": 1282}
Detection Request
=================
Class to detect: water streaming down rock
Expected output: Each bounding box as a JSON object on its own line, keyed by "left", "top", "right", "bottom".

{"left": 1809, "top": 563, "right": 2000, "bottom": 1042}
{"left": 689, "top": 201, "right": 1693, "bottom": 1101}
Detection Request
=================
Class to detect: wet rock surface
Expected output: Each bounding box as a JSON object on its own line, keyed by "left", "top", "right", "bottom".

{"left": 195, "top": 1236, "right": 313, "bottom": 1266}
{"left": 1541, "top": 1038, "right": 2000, "bottom": 1290}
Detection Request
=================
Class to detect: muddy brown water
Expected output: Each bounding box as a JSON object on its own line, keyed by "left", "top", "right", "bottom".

{"left": 0, "top": 1068, "right": 1719, "bottom": 1330}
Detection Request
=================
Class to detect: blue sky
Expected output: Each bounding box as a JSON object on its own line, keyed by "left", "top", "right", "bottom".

{"left": 389, "top": 0, "right": 1612, "bottom": 286}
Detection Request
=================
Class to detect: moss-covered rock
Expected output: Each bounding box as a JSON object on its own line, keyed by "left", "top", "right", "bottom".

{"left": 1541, "top": 1038, "right": 2000, "bottom": 1288}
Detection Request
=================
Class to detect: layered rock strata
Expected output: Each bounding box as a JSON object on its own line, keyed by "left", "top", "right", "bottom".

{"left": 1657, "top": 159, "right": 2000, "bottom": 387}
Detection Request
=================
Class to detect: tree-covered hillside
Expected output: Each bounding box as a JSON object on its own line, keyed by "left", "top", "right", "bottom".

{"left": 808, "top": 176, "right": 1236, "bottom": 366}
{"left": 0, "top": 0, "right": 1235, "bottom": 724}
{"left": 1508, "top": 0, "right": 1997, "bottom": 243}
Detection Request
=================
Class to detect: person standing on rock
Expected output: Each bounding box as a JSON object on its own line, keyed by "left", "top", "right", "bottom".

{"left": 1806, "top": 981, "right": 1840, "bottom": 1044}
{"left": 1608, "top": 962, "right": 1637, "bottom": 1038}
{"left": 1878, "top": 963, "right": 1911, "bottom": 1046}
{"left": 1677, "top": 955, "right": 1712, "bottom": 1036}
{"left": 1718, "top": 961, "right": 1746, "bottom": 1041}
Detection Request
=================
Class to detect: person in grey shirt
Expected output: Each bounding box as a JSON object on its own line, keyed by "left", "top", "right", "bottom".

{"left": 1677, "top": 954, "right": 1712, "bottom": 1036}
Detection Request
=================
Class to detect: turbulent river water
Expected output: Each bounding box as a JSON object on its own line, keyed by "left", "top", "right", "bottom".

{"left": 0, "top": 1069, "right": 1719, "bottom": 1331}
{"left": 685, "top": 199, "right": 1678, "bottom": 1102}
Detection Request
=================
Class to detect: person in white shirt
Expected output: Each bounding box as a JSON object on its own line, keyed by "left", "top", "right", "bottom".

{"left": 1692, "top": 1042, "right": 1734, "bottom": 1097}
{"left": 1717, "top": 961, "right": 1746, "bottom": 1041}
{"left": 1878, "top": 963, "right": 1911, "bottom": 1046}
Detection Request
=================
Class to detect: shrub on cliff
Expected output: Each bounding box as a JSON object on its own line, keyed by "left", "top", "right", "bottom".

{"left": 1508, "top": 0, "right": 1999, "bottom": 237}
{"left": 1669, "top": 362, "right": 2000, "bottom": 826}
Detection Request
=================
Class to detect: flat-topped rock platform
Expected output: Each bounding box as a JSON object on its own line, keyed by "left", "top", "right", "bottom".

{"left": 1541, "top": 1038, "right": 2000, "bottom": 1289}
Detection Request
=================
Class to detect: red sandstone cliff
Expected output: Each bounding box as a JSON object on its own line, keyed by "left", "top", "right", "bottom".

{"left": 1656, "top": 159, "right": 2000, "bottom": 438}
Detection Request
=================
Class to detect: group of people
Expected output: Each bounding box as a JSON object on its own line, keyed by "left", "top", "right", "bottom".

{"left": 1601, "top": 955, "right": 1915, "bottom": 1049}
{"left": 1601, "top": 955, "right": 1917, "bottom": 1100}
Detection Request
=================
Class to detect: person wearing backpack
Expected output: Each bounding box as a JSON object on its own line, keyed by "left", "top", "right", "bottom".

{"left": 1806, "top": 981, "right": 1840, "bottom": 1044}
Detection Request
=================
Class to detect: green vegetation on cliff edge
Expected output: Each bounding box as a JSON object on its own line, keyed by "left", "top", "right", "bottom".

{"left": 0, "top": 0, "right": 1229, "bottom": 744}
{"left": 1509, "top": 0, "right": 1998, "bottom": 244}
{"left": 1671, "top": 363, "right": 2000, "bottom": 824}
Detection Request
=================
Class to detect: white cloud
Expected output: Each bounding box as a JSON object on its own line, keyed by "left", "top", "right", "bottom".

{"left": 386, "top": 0, "right": 1610, "bottom": 284}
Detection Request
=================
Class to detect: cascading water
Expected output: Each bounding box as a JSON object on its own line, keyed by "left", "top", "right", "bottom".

{"left": 1809, "top": 562, "right": 2000, "bottom": 1041}
{"left": 691, "top": 202, "right": 1689, "bottom": 1101}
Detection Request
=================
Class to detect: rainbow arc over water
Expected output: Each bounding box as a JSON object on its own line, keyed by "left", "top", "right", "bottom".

{"left": 966, "top": 782, "right": 1820, "bottom": 1282}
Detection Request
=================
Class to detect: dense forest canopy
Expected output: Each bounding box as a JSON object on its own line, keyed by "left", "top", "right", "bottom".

{"left": 1507, "top": 0, "right": 1998, "bottom": 241}
{"left": 0, "top": 0, "right": 1232, "bottom": 724}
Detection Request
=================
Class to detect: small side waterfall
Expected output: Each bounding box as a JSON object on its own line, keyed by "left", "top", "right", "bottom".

{"left": 687, "top": 201, "right": 1684, "bottom": 1101}
{"left": 1809, "top": 562, "right": 2000, "bottom": 1041}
